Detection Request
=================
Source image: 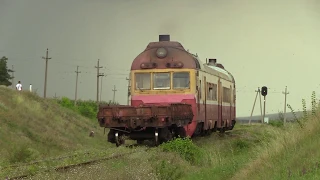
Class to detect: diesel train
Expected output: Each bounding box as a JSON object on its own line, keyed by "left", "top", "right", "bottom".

{"left": 97, "top": 35, "right": 236, "bottom": 146}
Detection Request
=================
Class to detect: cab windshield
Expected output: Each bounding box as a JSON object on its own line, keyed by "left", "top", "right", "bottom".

{"left": 153, "top": 72, "right": 170, "bottom": 90}
{"left": 135, "top": 73, "right": 151, "bottom": 90}
{"left": 173, "top": 72, "right": 190, "bottom": 89}
{"left": 134, "top": 71, "right": 190, "bottom": 90}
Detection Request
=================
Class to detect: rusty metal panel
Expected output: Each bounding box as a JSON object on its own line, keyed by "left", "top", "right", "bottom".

{"left": 97, "top": 103, "right": 193, "bottom": 129}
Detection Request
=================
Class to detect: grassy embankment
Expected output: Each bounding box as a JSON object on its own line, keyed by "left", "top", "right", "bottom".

{"left": 1, "top": 86, "right": 319, "bottom": 179}
{"left": 0, "top": 86, "right": 132, "bottom": 179}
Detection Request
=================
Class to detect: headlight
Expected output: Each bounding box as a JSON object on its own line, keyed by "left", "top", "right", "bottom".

{"left": 156, "top": 47, "right": 167, "bottom": 58}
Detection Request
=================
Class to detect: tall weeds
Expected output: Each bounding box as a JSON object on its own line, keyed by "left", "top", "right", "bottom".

{"left": 55, "top": 97, "right": 119, "bottom": 120}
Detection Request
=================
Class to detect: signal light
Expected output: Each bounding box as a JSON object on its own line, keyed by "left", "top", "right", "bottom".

{"left": 261, "top": 86, "right": 268, "bottom": 96}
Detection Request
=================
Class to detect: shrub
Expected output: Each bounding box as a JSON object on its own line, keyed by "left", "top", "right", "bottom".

{"left": 160, "top": 137, "right": 205, "bottom": 165}
{"left": 55, "top": 97, "right": 120, "bottom": 120}
{"left": 268, "top": 120, "right": 283, "bottom": 127}
{"left": 233, "top": 139, "right": 250, "bottom": 151}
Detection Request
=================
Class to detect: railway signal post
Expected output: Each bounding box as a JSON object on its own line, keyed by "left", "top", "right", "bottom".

{"left": 261, "top": 86, "right": 268, "bottom": 123}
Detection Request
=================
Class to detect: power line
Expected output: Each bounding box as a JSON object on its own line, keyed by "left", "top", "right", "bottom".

{"left": 74, "top": 66, "right": 81, "bottom": 106}
{"left": 42, "top": 48, "right": 52, "bottom": 98}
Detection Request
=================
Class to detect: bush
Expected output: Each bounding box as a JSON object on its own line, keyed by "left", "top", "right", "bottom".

{"left": 55, "top": 97, "right": 119, "bottom": 120}
{"left": 268, "top": 120, "right": 284, "bottom": 127}
{"left": 160, "top": 137, "right": 205, "bottom": 165}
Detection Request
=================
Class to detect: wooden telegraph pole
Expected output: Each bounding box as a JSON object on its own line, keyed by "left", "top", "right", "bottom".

{"left": 258, "top": 87, "right": 263, "bottom": 123}
{"left": 126, "top": 77, "right": 131, "bottom": 105}
{"left": 11, "top": 65, "right": 15, "bottom": 89}
{"left": 282, "top": 86, "right": 289, "bottom": 126}
{"left": 100, "top": 74, "right": 106, "bottom": 102}
{"left": 74, "top": 66, "right": 81, "bottom": 106}
{"left": 95, "top": 59, "right": 103, "bottom": 104}
{"left": 249, "top": 87, "right": 263, "bottom": 125}
{"left": 42, "top": 48, "right": 52, "bottom": 98}
{"left": 112, "top": 85, "right": 117, "bottom": 104}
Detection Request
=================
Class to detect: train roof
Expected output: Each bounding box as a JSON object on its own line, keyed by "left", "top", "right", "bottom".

{"left": 191, "top": 54, "right": 235, "bottom": 83}
{"left": 131, "top": 35, "right": 235, "bottom": 83}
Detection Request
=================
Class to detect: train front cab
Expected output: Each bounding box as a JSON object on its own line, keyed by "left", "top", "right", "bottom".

{"left": 130, "top": 68, "right": 199, "bottom": 137}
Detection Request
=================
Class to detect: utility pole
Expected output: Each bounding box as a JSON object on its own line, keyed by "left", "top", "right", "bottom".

{"left": 249, "top": 87, "right": 262, "bottom": 125}
{"left": 95, "top": 59, "right": 103, "bottom": 104}
{"left": 126, "top": 77, "right": 131, "bottom": 105}
{"left": 282, "top": 86, "right": 289, "bottom": 126}
{"left": 42, "top": 48, "right": 52, "bottom": 98}
{"left": 11, "top": 65, "right": 15, "bottom": 89}
{"left": 112, "top": 85, "right": 117, "bottom": 104}
{"left": 74, "top": 66, "right": 81, "bottom": 106}
{"left": 258, "top": 87, "right": 263, "bottom": 123}
{"left": 100, "top": 74, "right": 106, "bottom": 102}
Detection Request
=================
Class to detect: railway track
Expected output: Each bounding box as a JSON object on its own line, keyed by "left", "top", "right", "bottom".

{"left": 1, "top": 152, "right": 91, "bottom": 171}
{"left": 5, "top": 145, "right": 150, "bottom": 180}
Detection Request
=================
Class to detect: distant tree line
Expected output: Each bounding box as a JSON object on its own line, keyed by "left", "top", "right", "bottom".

{"left": 0, "top": 56, "right": 13, "bottom": 86}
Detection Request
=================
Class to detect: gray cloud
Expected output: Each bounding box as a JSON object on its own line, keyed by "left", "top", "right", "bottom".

{"left": 1, "top": 0, "right": 319, "bottom": 117}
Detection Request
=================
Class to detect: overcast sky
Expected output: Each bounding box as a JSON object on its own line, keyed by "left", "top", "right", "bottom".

{"left": 1, "top": 0, "right": 320, "bottom": 117}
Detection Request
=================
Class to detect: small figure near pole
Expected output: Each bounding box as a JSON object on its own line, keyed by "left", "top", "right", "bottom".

{"left": 16, "top": 81, "right": 22, "bottom": 91}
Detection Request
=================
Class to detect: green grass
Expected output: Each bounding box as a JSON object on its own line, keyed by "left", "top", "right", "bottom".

{"left": 54, "top": 96, "right": 119, "bottom": 120}
{"left": 1, "top": 86, "right": 320, "bottom": 180}
{"left": 0, "top": 86, "right": 116, "bottom": 178}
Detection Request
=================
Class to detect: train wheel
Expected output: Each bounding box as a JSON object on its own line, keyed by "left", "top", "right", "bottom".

{"left": 219, "top": 127, "right": 225, "bottom": 134}
{"left": 137, "top": 139, "right": 144, "bottom": 145}
{"left": 154, "top": 129, "right": 159, "bottom": 146}
{"left": 107, "top": 129, "right": 116, "bottom": 143}
{"left": 115, "top": 132, "right": 125, "bottom": 147}
{"left": 175, "top": 127, "right": 186, "bottom": 138}
{"left": 160, "top": 127, "right": 173, "bottom": 143}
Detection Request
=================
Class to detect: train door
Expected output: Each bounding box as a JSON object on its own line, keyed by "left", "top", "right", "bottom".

{"left": 218, "top": 79, "right": 222, "bottom": 128}
{"left": 204, "top": 76, "right": 207, "bottom": 127}
{"left": 197, "top": 77, "right": 201, "bottom": 113}
{"left": 230, "top": 85, "right": 233, "bottom": 125}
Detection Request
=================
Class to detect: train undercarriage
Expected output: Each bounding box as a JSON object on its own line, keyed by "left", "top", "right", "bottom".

{"left": 107, "top": 126, "right": 187, "bottom": 147}
{"left": 97, "top": 103, "right": 194, "bottom": 147}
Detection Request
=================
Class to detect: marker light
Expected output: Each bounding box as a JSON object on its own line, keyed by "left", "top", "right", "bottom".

{"left": 140, "top": 62, "right": 157, "bottom": 69}
{"left": 156, "top": 47, "right": 167, "bottom": 58}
